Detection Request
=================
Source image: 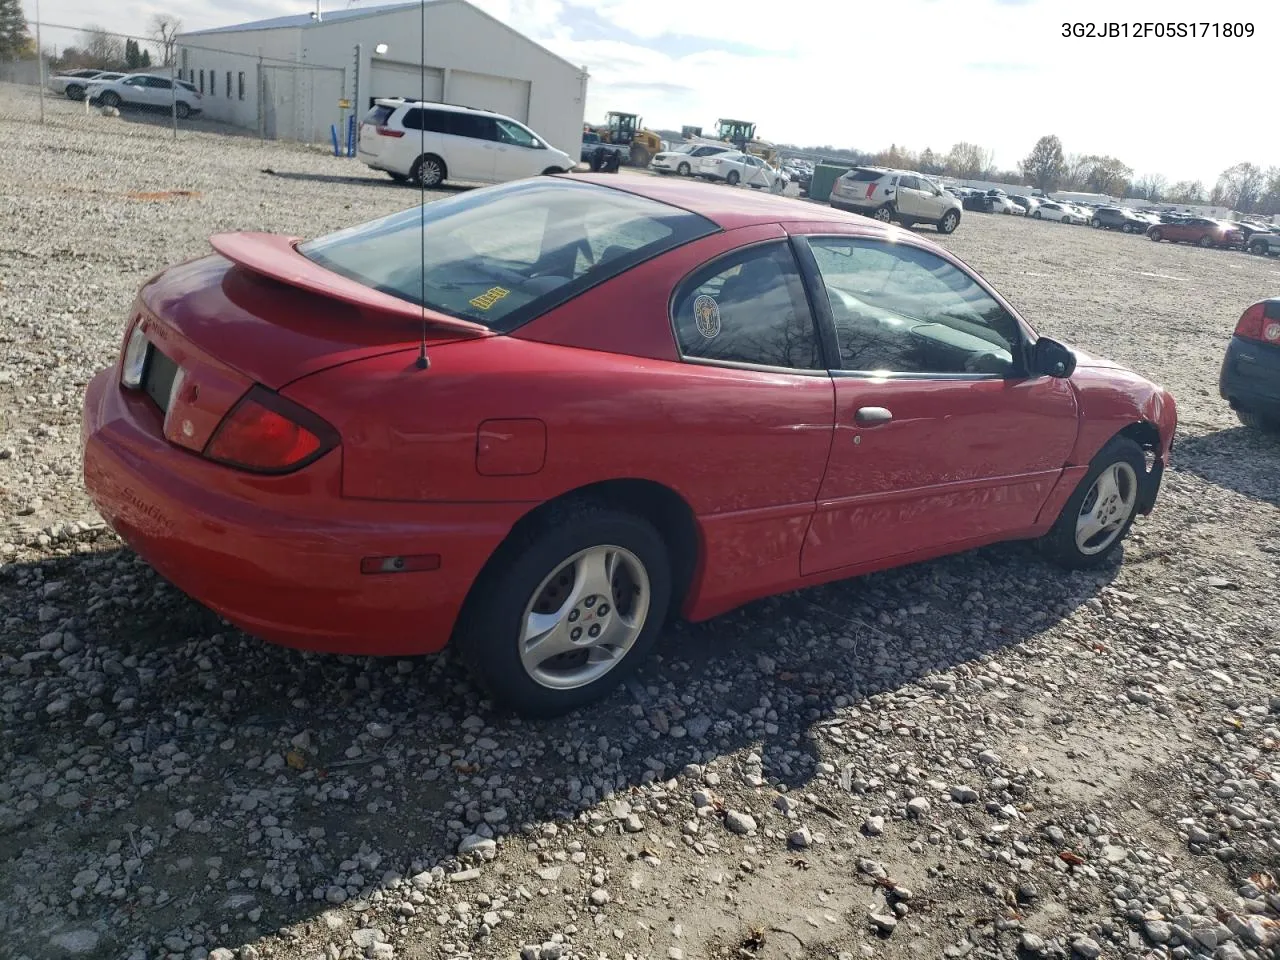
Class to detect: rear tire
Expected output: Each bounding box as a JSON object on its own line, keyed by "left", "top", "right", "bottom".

{"left": 175, "top": 102, "right": 191, "bottom": 120}
{"left": 1121, "top": 223, "right": 1132, "bottom": 234}
{"left": 1250, "top": 239, "right": 1271, "bottom": 256}
{"left": 1038, "top": 437, "right": 1146, "bottom": 570}
{"left": 410, "top": 153, "right": 446, "bottom": 188}
{"left": 726, "top": 170, "right": 740, "bottom": 186}
{"left": 1237, "top": 409, "right": 1280, "bottom": 433}
{"left": 872, "top": 204, "right": 894, "bottom": 223}
{"left": 454, "top": 501, "right": 672, "bottom": 716}
{"left": 65, "top": 84, "right": 85, "bottom": 101}
{"left": 1198, "top": 235, "right": 1214, "bottom": 248}
{"left": 937, "top": 210, "right": 960, "bottom": 234}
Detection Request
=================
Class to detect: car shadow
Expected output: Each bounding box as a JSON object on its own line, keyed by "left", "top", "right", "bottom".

{"left": 0, "top": 531, "right": 1119, "bottom": 956}
{"left": 256, "top": 169, "right": 475, "bottom": 193}
{"left": 1171, "top": 425, "right": 1280, "bottom": 506}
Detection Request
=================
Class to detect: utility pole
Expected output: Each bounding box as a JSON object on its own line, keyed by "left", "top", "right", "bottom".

{"left": 35, "top": 0, "right": 45, "bottom": 124}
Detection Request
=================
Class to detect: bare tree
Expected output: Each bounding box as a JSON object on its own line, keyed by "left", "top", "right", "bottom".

{"left": 79, "top": 24, "right": 124, "bottom": 67}
{"left": 1133, "top": 173, "right": 1168, "bottom": 201}
{"left": 1214, "top": 162, "right": 1267, "bottom": 213}
{"left": 1167, "top": 180, "right": 1205, "bottom": 203}
{"left": 149, "top": 13, "right": 182, "bottom": 67}
{"left": 944, "top": 142, "right": 996, "bottom": 179}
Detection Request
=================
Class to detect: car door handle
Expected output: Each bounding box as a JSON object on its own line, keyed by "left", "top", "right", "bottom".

{"left": 854, "top": 406, "right": 893, "bottom": 426}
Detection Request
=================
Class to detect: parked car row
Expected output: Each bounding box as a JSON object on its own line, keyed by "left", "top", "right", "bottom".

{"left": 646, "top": 142, "right": 790, "bottom": 193}
{"left": 48, "top": 67, "right": 125, "bottom": 101}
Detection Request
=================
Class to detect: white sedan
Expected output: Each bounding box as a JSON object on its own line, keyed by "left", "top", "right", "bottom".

{"left": 649, "top": 143, "right": 732, "bottom": 176}
{"left": 1030, "top": 201, "right": 1082, "bottom": 224}
{"left": 697, "top": 151, "right": 787, "bottom": 192}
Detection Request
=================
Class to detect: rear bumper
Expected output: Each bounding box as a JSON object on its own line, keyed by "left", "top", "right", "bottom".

{"left": 82, "top": 366, "right": 526, "bottom": 656}
{"left": 1220, "top": 335, "right": 1280, "bottom": 418}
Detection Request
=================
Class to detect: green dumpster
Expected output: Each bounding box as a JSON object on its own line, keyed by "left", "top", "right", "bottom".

{"left": 808, "top": 162, "right": 855, "bottom": 204}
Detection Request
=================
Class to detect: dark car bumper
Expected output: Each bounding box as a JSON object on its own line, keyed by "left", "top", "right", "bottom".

{"left": 1220, "top": 335, "right": 1280, "bottom": 418}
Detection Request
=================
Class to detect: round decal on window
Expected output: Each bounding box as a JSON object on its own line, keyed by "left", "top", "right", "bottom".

{"left": 693, "top": 294, "right": 721, "bottom": 339}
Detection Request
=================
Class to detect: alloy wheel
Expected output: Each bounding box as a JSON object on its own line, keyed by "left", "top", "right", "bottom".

{"left": 1075, "top": 462, "right": 1138, "bottom": 555}
{"left": 518, "top": 545, "right": 651, "bottom": 691}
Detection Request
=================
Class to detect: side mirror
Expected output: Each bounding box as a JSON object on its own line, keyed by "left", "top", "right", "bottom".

{"left": 1033, "top": 336, "right": 1077, "bottom": 378}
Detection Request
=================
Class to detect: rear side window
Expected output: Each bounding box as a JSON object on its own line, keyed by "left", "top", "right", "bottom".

{"left": 364, "top": 105, "right": 395, "bottom": 127}
{"left": 670, "top": 242, "right": 821, "bottom": 371}
{"left": 447, "top": 112, "right": 497, "bottom": 141}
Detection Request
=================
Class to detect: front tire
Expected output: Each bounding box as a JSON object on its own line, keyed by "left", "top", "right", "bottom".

{"left": 1149, "top": 229, "right": 1162, "bottom": 242}
{"left": 65, "top": 84, "right": 85, "bottom": 101}
{"left": 175, "top": 101, "right": 191, "bottom": 120}
{"left": 1198, "top": 235, "right": 1214, "bottom": 248}
{"left": 1091, "top": 218, "right": 1102, "bottom": 229}
{"left": 937, "top": 210, "right": 960, "bottom": 234}
{"left": 677, "top": 161, "right": 691, "bottom": 176}
{"left": 1032, "top": 209, "right": 1042, "bottom": 219}
{"left": 99, "top": 91, "right": 121, "bottom": 109}
{"left": 1237, "top": 409, "right": 1280, "bottom": 433}
{"left": 410, "top": 153, "right": 446, "bottom": 188}
{"left": 454, "top": 502, "right": 672, "bottom": 716}
{"left": 1038, "top": 437, "right": 1146, "bottom": 570}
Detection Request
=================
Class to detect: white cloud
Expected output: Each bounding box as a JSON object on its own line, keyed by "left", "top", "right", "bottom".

{"left": 24, "top": 0, "right": 1277, "bottom": 183}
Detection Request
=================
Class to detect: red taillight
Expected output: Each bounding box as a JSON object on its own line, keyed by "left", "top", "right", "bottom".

{"left": 1234, "top": 303, "right": 1280, "bottom": 344}
{"left": 865, "top": 182, "right": 877, "bottom": 199}
{"left": 376, "top": 126, "right": 404, "bottom": 138}
{"left": 203, "top": 386, "right": 337, "bottom": 474}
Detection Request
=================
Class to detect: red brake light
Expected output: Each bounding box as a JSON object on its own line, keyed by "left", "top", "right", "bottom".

{"left": 1234, "top": 303, "right": 1280, "bottom": 344}
{"left": 376, "top": 126, "right": 404, "bottom": 138}
{"left": 203, "top": 386, "right": 337, "bottom": 473}
{"left": 865, "top": 182, "right": 877, "bottom": 198}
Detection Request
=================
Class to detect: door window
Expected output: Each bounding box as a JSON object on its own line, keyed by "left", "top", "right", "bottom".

{"left": 496, "top": 119, "right": 538, "bottom": 147}
{"left": 124, "top": 76, "right": 146, "bottom": 87}
{"left": 804, "top": 237, "right": 1023, "bottom": 377}
{"left": 146, "top": 77, "right": 172, "bottom": 90}
{"left": 898, "top": 175, "right": 921, "bottom": 190}
{"left": 671, "top": 242, "right": 821, "bottom": 370}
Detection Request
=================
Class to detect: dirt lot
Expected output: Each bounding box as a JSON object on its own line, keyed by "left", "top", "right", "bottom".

{"left": 2, "top": 85, "right": 1279, "bottom": 960}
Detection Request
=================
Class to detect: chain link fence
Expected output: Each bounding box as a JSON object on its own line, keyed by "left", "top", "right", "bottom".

{"left": 7, "top": 21, "right": 349, "bottom": 147}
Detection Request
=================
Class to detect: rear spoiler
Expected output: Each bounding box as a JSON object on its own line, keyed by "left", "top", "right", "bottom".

{"left": 209, "top": 232, "right": 493, "bottom": 338}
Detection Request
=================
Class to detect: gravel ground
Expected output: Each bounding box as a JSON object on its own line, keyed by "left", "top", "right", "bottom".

{"left": 2, "top": 84, "right": 1280, "bottom": 960}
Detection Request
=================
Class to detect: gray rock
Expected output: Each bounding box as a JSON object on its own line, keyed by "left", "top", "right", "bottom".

{"left": 789, "top": 826, "right": 812, "bottom": 848}
{"left": 907, "top": 797, "right": 931, "bottom": 817}
{"left": 209, "top": 951, "right": 236, "bottom": 960}
{"left": 864, "top": 815, "right": 885, "bottom": 836}
{"left": 174, "top": 809, "right": 195, "bottom": 830}
{"left": 1020, "top": 933, "right": 1046, "bottom": 953}
{"left": 725, "top": 810, "right": 757, "bottom": 835}
{"left": 590, "top": 888, "right": 610, "bottom": 906}
{"left": 366, "top": 722, "right": 394, "bottom": 739}
{"left": 950, "top": 785, "right": 979, "bottom": 803}
{"left": 1072, "top": 937, "right": 1102, "bottom": 959}
{"left": 352, "top": 928, "right": 382, "bottom": 949}
{"left": 623, "top": 814, "right": 644, "bottom": 833}
{"left": 869, "top": 913, "right": 898, "bottom": 933}
{"left": 685, "top": 715, "right": 712, "bottom": 739}
{"left": 1144, "top": 920, "right": 1173, "bottom": 944}
{"left": 49, "top": 930, "right": 100, "bottom": 955}
{"left": 458, "top": 834, "right": 497, "bottom": 859}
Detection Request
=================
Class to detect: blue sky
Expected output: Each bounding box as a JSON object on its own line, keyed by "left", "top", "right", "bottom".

{"left": 25, "top": 0, "right": 1276, "bottom": 184}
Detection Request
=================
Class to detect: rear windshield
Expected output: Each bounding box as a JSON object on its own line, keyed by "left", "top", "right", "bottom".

{"left": 299, "top": 179, "right": 719, "bottom": 332}
{"left": 364, "top": 104, "right": 396, "bottom": 127}
{"left": 847, "top": 169, "right": 886, "bottom": 181}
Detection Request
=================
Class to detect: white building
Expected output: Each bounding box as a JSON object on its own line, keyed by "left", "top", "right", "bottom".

{"left": 176, "top": 0, "right": 588, "bottom": 154}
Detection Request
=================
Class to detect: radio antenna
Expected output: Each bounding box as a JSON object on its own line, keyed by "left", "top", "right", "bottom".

{"left": 415, "top": 0, "right": 430, "bottom": 370}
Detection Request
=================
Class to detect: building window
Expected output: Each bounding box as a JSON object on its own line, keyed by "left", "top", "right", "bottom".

{"left": 226, "top": 71, "right": 232, "bottom": 98}
{"left": 238, "top": 72, "right": 245, "bottom": 100}
{"left": 198, "top": 69, "right": 204, "bottom": 94}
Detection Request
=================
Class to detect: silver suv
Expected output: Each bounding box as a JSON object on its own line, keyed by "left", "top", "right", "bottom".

{"left": 829, "top": 166, "right": 962, "bottom": 234}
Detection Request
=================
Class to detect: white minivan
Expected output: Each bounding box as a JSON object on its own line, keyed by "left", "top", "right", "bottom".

{"left": 358, "top": 99, "right": 575, "bottom": 187}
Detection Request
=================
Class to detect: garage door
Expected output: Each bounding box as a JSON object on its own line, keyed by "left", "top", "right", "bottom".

{"left": 448, "top": 70, "right": 530, "bottom": 122}
{"left": 369, "top": 60, "right": 443, "bottom": 108}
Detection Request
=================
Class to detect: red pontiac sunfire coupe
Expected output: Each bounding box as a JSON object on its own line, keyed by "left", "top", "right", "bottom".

{"left": 82, "top": 174, "right": 1177, "bottom": 715}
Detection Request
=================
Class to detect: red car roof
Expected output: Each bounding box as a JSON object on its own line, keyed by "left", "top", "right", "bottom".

{"left": 563, "top": 172, "right": 875, "bottom": 231}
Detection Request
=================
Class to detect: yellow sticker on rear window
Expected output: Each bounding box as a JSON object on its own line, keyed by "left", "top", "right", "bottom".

{"left": 469, "top": 286, "right": 510, "bottom": 310}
